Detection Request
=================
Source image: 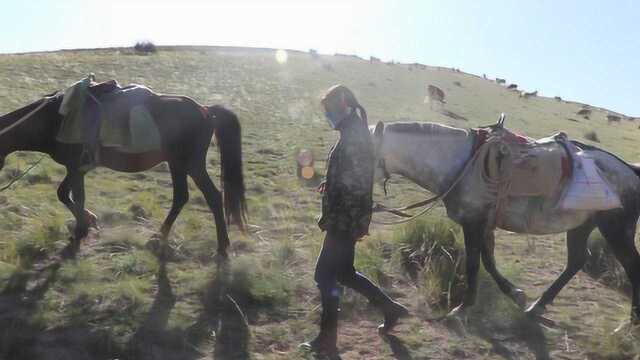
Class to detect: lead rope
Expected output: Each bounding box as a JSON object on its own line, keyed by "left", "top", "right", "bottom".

{"left": 371, "top": 143, "right": 485, "bottom": 225}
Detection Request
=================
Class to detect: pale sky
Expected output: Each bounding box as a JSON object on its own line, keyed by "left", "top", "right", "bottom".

{"left": 1, "top": 0, "right": 638, "bottom": 116}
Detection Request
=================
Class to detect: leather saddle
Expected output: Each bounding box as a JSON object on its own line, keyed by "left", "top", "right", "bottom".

{"left": 474, "top": 115, "right": 573, "bottom": 200}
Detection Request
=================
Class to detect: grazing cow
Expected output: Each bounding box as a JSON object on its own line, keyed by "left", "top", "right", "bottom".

{"left": 370, "top": 56, "right": 381, "bottom": 63}
{"left": 507, "top": 84, "right": 518, "bottom": 90}
{"left": 607, "top": 114, "right": 621, "bottom": 124}
{"left": 483, "top": 74, "right": 487, "bottom": 79}
{"left": 577, "top": 108, "right": 592, "bottom": 117}
{"left": 496, "top": 78, "right": 506, "bottom": 84}
{"left": 521, "top": 90, "right": 538, "bottom": 98}
{"left": 426, "top": 85, "right": 446, "bottom": 109}
{"left": 335, "top": 53, "right": 362, "bottom": 60}
{"left": 554, "top": 96, "right": 562, "bottom": 101}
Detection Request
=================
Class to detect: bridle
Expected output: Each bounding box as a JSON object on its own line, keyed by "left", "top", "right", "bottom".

{"left": 371, "top": 122, "right": 491, "bottom": 225}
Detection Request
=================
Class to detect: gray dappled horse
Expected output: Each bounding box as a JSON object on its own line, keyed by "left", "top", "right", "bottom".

{"left": 371, "top": 120, "right": 640, "bottom": 324}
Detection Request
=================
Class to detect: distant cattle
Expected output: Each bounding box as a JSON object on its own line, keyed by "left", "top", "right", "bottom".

{"left": 453, "top": 81, "right": 463, "bottom": 87}
{"left": 335, "top": 53, "right": 362, "bottom": 60}
{"left": 483, "top": 74, "right": 487, "bottom": 79}
{"left": 521, "top": 90, "right": 538, "bottom": 98}
{"left": 309, "top": 49, "right": 319, "bottom": 58}
{"left": 554, "top": 96, "right": 562, "bottom": 101}
{"left": 607, "top": 114, "right": 621, "bottom": 124}
{"left": 496, "top": 78, "right": 506, "bottom": 84}
{"left": 507, "top": 84, "right": 518, "bottom": 90}
{"left": 426, "top": 85, "right": 446, "bottom": 109}
{"left": 577, "top": 108, "right": 591, "bottom": 119}
{"left": 370, "top": 56, "right": 381, "bottom": 63}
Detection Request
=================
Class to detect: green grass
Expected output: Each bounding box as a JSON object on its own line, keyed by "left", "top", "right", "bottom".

{"left": 1, "top": 46, "right": 639, "bottom": 359}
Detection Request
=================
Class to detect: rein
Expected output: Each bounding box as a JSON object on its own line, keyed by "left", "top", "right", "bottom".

{"left": 0, "top": 94, "right": 58, "bottom": 192}
{"left": 372, "top": 128, "right": 488, "bottom": 225}
{"left": 0, "top": 155, "right": 47, "bottom": 192}
{"left": 0, "top": 94, "right": 57, "bottom": 138}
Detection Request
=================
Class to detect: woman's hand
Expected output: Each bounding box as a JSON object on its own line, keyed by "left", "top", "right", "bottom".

{"left": 317, "top": 181, "right": 327, "bottom": 193}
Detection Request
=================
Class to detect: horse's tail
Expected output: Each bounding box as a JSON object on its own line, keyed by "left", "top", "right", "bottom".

{"left": 208, "top": 105, "right": 247, "bottom": 230}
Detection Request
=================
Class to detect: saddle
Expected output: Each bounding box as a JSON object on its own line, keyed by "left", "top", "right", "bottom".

{"left": 57, "top": 76, "right": 161, "bottom": 154}
{"left": 474, "top": 126, "right": 572, "bottom": 200}
{"left": 469, "top": 115, "right": 621, "bottom": 218}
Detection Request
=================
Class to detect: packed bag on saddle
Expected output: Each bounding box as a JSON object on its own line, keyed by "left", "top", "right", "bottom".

{"left": 559, "top": 153, "right": 621, "bottom": 210}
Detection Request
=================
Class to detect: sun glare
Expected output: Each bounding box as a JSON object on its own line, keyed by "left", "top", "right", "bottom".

{"left": 275, "top": 49, "right": 288, "bottom": 64}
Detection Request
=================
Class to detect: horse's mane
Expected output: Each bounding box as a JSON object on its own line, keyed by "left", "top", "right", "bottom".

{"left": 386, "top": 122, "right": 468, "bottom": 137}
{"left": 0, "top": 91, "right": 60, "bottom": 120}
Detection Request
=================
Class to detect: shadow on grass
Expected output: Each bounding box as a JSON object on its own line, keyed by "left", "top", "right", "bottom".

{"left": 467, "top": 314, "right": 550, "bottom": 360}
{"left": 0, "top": 250, "right": 253, "bottom": 360}
{"left": 126, "top": 261, "right": 198, "bottom": 360}
{"left": 382, "top": 334, "right": 412, "bottom": 360}
{"left": 200, "top": 261, "right": 252, "bottom": 360}
{"left": 127, "top": 260, "right": 251, "bottom": 360}
{"left": 0, "top": 255, "right": 121, "bottom": 360}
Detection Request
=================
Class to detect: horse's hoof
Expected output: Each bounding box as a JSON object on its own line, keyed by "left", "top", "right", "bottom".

{"left": 511, "top": 288, "right": 528, "bottom": 309}
{"left": 214, "top": 252, "right": 230, "bottom": 265}
{"left": 443, "top": 313, "right": 467, "bottom": 336}
{"left": 524, "top": 299, "right": 545, "bottom": 318}
{"left": 84, "top": 210, "right": 99, "bottom": 228}
{"left": 447, "top": 304, "right": 466, "bottom": 319}
{"left": 145, "top": 238, "right": 161, "bottom": 255}
{"left": 61, "top": 243, "right": 79, "bottom": 259}
{"left": 613, "top": 320, "right": 640, "bottom": 334}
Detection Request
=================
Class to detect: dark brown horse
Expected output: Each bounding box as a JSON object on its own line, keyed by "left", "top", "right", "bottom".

{"left": 0, "top": 89, "right": 246, "bottom": 259}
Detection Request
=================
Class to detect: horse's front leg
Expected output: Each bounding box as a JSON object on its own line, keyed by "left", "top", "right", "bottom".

{"left": 57, "top": 174, "right": 98, "bottom": 229}
{"left": 61, "top": 171, "right": 89, "bottom": 257}
{"left": 481, "top": 231, "right": 527, "bottom": 308}
{"left": 447, "top": 219, "right": 484, "bottom": 318}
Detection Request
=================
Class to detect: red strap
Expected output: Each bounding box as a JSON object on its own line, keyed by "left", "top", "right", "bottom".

{"left": 473, "top": 128, "right": 489, "bottom": 151}
{"left": 199, "top": 106, "right": 209, "bottom": 119}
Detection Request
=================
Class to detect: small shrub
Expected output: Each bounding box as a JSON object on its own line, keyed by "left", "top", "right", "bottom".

{"left": 584, "top": 231, "right": 630, "bottom": 293}
{"left": 584, "top": 130, "right": 600, "bottom": 142}
{"left": 393, "top": 217, "right": 465, "bottom": 309}
{"left": 133, "top": 41, "right": 157, "bottom": 54}
{"left": 228, "top": 256, "right": 292, "bottom": 308}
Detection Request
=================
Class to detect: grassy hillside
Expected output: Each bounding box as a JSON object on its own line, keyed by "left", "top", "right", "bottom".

{"left": 0, "top": 46, "right": 639, "bottom": 359}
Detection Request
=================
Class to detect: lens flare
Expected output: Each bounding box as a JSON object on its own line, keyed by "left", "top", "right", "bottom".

{"left": 275, "top": 49, "right": 288, "bottom": 64}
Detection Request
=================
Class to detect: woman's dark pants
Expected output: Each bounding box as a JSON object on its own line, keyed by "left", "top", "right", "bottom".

{"left": 313, "top": 228, "right": 396, "bottom": 345}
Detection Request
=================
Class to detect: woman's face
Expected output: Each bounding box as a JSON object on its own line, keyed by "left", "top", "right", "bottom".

{"left": 322, "top": 95, "right": 348, "bottom": 129}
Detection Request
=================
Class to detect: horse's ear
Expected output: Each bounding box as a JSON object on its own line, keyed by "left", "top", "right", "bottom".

{"left": 373, "top": 121, "right": 384, "bottom": 151}
{"left": 374, "top": 121, "right": 384, "bottom": 138}
{"left": 497, "top": 113, "right": 506, "bottom": 128}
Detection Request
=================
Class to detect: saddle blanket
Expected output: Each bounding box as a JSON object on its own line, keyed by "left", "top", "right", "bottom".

{"left": 57, "top": 79, "right": 162, "bottom": 154}
{"left": 559, "top": 152, "right": 621, "bottom": 210}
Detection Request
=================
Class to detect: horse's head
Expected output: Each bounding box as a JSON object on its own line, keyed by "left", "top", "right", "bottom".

{"left": 371, "top": 121, "right": 390, "bottom": 192}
